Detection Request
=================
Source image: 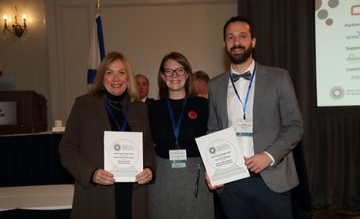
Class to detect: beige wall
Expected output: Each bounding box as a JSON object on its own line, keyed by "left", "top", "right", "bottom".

{"left": 104, "top": 2, "right": 235, "bottom": 98}
{"left": 1, "top": 0, "right": 237, "bottom": 128}
{"left": 0, "top": 0, "right": 51, "bottom": 123}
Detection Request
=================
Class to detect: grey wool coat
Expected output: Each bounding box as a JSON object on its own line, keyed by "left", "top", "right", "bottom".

{"left": 59, "top": 93, "right": 155, "bottom": 219}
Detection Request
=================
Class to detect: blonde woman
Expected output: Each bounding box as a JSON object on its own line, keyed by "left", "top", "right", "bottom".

{"left": 59, "top": 52, "right": 155, "bottom": 219}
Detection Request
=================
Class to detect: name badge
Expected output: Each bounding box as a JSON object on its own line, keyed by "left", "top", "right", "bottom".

{"left": 235, "top": 119, "right": 253, "bottom": 137}
{"left": 169, "top": 149, "right": 187, "bottom": 168}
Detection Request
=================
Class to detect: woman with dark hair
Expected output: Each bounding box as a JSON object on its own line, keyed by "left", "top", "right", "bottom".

{"left": 148, "top": 52, "right": 214, "bottom": 219}
{"left": 59, "top": 51, "right": 155, "bottom": 219}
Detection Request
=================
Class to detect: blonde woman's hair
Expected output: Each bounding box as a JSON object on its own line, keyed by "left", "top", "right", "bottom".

{"left": 88, "top": 51, "right": 139, "bottom": 102}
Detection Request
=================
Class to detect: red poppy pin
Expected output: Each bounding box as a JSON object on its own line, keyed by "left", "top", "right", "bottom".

{"left": 188, "top": 110, "right": 197, "bottom": 119}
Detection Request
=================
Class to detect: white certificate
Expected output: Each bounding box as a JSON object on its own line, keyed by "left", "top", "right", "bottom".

{"left": 195, "top": 127, "right": 249, "bottom": 186}
{"left": 104, "top": 131, "right": 143, "bottom": 182}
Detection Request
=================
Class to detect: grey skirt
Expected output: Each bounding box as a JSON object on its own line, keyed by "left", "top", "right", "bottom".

{"left": 149, "top": 156, "right": 214, "bottom": 219}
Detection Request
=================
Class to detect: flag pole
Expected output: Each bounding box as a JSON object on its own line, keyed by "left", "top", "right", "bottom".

{"left": 96, "top": 0, "right": 101, "bottom": 13}
{"left": 87, "top": 0, "right": 105, "bottom": 85}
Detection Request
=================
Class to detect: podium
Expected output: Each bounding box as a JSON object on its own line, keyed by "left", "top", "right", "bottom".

{"left": 0, "top": 91, "right": 47, "bottom": 135}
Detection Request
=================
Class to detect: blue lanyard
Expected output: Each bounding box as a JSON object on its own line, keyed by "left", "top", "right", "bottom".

{"left": 104, "top": 99, "right": 128, "bottom": 131}
{"left": 229, "top": 65, "right": 256, "bottom": 120}
{"left": 166, "top": 98, "right": 188, "bottom": 149}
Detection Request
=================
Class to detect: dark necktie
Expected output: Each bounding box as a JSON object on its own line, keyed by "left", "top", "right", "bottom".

{"left": 231, "top": 71, "right": 252, "bottom": 82}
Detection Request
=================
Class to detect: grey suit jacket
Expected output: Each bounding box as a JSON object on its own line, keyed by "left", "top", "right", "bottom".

{"left": 208, "top": 63, "right": 304, "bottom": 193}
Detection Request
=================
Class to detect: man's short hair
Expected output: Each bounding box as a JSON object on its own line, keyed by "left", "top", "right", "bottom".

{"left": 135, "top": 74, "right": 149, "bottom": 85}
{"left": 192, "top": 70, "right": 209, "bottom": 83}
{"left": 223, "top": 16, "right": 255, "bottom": 41}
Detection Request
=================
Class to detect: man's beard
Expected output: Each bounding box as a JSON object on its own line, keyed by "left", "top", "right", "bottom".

{"left": 227, "top": 45, "right": 253, "bottom": 64}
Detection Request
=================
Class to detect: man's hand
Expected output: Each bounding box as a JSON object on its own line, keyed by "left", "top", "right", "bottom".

{"left": 244, "top": 152, "right": 272, "bottom": 174}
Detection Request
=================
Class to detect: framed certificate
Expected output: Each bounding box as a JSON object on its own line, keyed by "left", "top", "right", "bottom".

{"left": 195, "top": 127, "right": 249, "bottom": 185}
{"left": 104, "top": 131, "right": 143, "bottom": 182}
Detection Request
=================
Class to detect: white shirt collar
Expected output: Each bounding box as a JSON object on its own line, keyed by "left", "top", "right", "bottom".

{"left": 230, "top": 59, "right": 255, "bottom": 75}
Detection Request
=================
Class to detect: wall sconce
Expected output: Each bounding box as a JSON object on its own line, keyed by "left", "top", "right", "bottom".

{"left": 3, "top": 6, "right": 27, "bottom": 38}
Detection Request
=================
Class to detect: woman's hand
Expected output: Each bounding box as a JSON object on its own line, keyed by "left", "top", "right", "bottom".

{"left": 136, "top": 168, "right": 153, "bottom": 185}
{"left": 92, "top": 169, "right": 115, "bottom": 185}
{"left": 205, "top": 172, "right": 224, "bottom": 190}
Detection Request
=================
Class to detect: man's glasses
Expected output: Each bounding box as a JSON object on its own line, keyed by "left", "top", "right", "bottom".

{"left": 162, "top": 67, "right": 187, "bottom": 77}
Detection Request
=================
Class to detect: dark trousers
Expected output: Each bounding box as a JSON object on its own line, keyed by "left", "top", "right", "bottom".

{"left": 218, "top": 176, "right": 293, "bottom": 219}
{"left": 214, "top": 192, "right": 228, "bottom": 219}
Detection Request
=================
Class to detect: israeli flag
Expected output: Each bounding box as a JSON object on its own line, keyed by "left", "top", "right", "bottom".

{"left": 87, "top": 14, "right": 105, "bottom": 85}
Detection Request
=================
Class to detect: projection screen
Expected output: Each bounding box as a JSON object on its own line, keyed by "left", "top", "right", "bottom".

{"left": 315, "top": 0, "right": 360, "bottom": 107}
